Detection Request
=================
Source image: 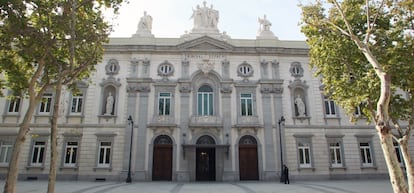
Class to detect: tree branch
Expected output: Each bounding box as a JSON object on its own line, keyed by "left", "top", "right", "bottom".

{"left": 365, "top": 0, "right": 386, "bottom": 44}
{"left": 325, "top": 20, "right": 351, "bottom": 37}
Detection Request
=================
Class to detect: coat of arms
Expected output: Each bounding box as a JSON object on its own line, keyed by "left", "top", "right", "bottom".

{"left": 198, "top": 59, "right": 215, "bottom": 74}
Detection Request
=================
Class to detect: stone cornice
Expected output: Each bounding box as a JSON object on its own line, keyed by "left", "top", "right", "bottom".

{"left": 104, "top": 42, "right": 309, "bottom": 56}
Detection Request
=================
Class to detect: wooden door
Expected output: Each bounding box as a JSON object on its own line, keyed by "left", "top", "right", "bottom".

{"left": 152, "top": 145, "right": 172, "bottom": 181}
{"left": 152, "top": 135, "right": 173, "bottom": 181}
{"left": 239, "top": 145, "right": 259, "bottom": 180}
{"left": 239, "top": 135, "right": 259, "bottom": 180}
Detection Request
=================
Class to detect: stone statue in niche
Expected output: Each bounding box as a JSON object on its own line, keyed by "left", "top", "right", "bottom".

{"left": 105, "top": 92, "right": 114, "bottom": 115}
{"left": 138, "top": 11, "right": 153, "bottom": 31}
{"left": 294, "top": 94, "right": 306, "bottom": 117}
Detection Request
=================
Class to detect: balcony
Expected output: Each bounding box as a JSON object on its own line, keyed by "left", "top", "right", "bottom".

{"left": 148, "top": 115, "right": 177, "bottom": 128}
{"left": 189, "top": 116, "right": 223, "bottom": 128}
{"left": 235, "top": 116, "right": 263, "bottom": 128}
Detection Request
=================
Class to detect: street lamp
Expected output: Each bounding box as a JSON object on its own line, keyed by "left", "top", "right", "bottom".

{"left": 126, "top": 115, "right": 134, "bottom": 183}
{"left": 278, "top": 116, "right": 285, "bottom": 182}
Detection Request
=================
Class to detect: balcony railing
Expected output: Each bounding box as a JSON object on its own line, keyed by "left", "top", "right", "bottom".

{"left": 149, "top": 115, "right": 176, "bottom": 127}
{"left": 189, "top": 116, "right": 223, "bottom": 127}
{"left": 235, "top": 116, "right": 262, "bottom": 128}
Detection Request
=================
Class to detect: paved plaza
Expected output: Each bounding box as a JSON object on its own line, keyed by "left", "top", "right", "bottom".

{"left": 1, "top": 179, "right": 392, "bottom": 193}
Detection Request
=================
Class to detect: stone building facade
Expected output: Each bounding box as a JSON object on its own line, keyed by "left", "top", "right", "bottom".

{"left": 0, "top": 3, "right": 412, "bottom": 182}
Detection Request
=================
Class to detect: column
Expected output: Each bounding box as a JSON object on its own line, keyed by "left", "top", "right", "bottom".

{"left": 134, "top": 83, "right": 151, "bottom": 180}
{"left": 220, "top": 82, "right": 234, "bottom": 181}
{"left": 260, "top": 83, "right": 277, "bottom": 180}
{"left": 122, "top": 84, "right": 138, "bottom": 174}
{"left": 177, "top": 80, "right": 191, "bottom": 181}
{"left": 273, "top": 85, "right": 284, "bottom": 176}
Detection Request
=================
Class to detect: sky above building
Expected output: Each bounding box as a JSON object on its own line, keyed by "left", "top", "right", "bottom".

{"left": 106, "top": 0, "right": 306, "bottom": 40}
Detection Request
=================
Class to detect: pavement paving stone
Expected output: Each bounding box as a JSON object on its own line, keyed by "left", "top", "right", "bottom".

{"left": 0, "top": 179, "right": 393, "bottom": 193}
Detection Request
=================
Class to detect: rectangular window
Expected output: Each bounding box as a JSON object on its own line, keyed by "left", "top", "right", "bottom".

{"left": 324, "top": 96, "right": 336, "bottom": 116}
{"left": 31, "top": 141, "right": 46, "bottom": 166}
{"left": 354, "top": 105, "right": 362, "bottom": 116}
{"left": 240, "top": 94, "right": 253, "bottom": 116}
{"left": 71, "top": 93, "right": 83, "bottom": 114}
{"left": 0, "top": 141, "right": 13, "bottom": 165}
{"left": 329, "top": 142, "right": 343, "bottom": 167}
{"left": 39, "top": 93, "right": 53, "bottom": 113}
{"left": 98, "top": 141, "right": 111, "bottom": 167}
{"left": 197, "top": 92, "right": 213, "bottom": 116}
{"left": 298, "top": 142, "right": 312, "bottom": 167}
{"left": 158, "top": 93, "right": 171, "bottom": 115}
{"left": 8, "top": 98, "right": 21, "bottom": 113}
{"left": 359, "top": 142, "right": 373, "bottom": 167}
{"left": 64, "top": 141, "right": 78, "bottom": 167}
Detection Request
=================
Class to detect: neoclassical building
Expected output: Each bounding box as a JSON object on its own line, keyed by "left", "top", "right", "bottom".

{"left": 0, "top": 2, "right": 412, "bottom": 182}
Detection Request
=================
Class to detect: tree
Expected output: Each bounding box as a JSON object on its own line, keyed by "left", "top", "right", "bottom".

{"left": 0, "top": 1, "right": 123, "bottom": 192}
{"left": 300, "top": 0, "right": 413, "bottom": 192}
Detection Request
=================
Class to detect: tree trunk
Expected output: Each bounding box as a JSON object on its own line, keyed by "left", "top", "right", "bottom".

{"left": 47, "top": 81, "right": 63, "bottom": 193}
{"left": 3, "top": 96, "right": 42, "bottom": 193}
{"left": 375, "top": 73, "right": 408, "bottom": 193}
{"left": 377, "top": 130, "right": 408, "bottom": 193}
{"left": 400, "top": 138, "right": 414, "bottom": 193}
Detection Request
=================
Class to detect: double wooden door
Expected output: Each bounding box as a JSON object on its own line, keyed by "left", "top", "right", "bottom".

{"left": 152, "top": 144, "right": 172, "bottom": 181}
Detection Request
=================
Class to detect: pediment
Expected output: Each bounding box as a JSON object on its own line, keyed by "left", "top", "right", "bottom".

{"left": 177, "top": 36, "right": 234, "bottom": 51}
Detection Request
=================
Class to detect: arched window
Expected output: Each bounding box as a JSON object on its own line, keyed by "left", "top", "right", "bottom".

{"left": 239, "top": 135, "right": 257, "bottom": 145}
{"left": 197, "top": 85, "right": 213, "bottom": 116}
{"left": 154, "top": 135, "right": 173, "bottom": 144}
{"left": 196, "top": 135, "right": 216, "bottom": 145}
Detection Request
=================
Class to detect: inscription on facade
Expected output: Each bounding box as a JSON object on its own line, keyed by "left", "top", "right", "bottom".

{"left": 183, "top": 54, "right": 226, "bottom": 60}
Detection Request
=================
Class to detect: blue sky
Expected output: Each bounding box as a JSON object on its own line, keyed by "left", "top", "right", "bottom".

{"left": 107, "top": 0, "right": 306, "bottom": 40}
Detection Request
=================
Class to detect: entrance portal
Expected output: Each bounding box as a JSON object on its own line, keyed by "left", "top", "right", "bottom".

{"left": 239, "top": 135, "right": 259, "bottom": 180}
{"left": 195, "top": 135, "right": 216, "bottom": 181}
{"left": 152, "top": 135, "right": 173, "bottom": 181}
{"left": 196, "top": 147, "right": 216, "bottom": 181}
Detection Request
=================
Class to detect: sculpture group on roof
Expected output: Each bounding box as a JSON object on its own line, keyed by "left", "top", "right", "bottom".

{"left": 190, "top": 1, "right": 219, "bottom": 30}
{"left": 134, "top": 2, "right": 276, "bottom": 39}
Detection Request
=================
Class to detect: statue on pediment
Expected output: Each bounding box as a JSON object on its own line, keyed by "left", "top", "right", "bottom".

{"left": 134, "top": 11, "right": 154, "bottom": 37}
{"left": 257, "top": 14, "right": 278, "bottom": 39}
{"left": 258, "top": 14, "right": 271, "bottom": 33}
{"left": 138, "top": 11, "right": 152, "bottom": 31}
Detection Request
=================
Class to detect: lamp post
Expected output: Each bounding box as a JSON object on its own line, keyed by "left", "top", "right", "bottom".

{"left": 126, "top": 115, "right": 134, "bottom": 183}
{"left": 278, "top": 116, "right": 285, "bottom": 182}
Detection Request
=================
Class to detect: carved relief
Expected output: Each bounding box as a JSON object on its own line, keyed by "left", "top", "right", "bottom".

{"left": 142, "top": 58, "right": 150, "bottom": 77}
{"left": 127, "top": 84, "right": 138, "bottom": 93}
{"left": 237, "top": 127, "right": 258, "bottom": 136}
{"left": 137, "top": 85, "right": 150, "bottom": 93}
{"left": 198, "top": 59, "right": 215, "bottom": 74}
{"left": 273, "top": 86, "right": 283, "bottom": 94}
{"left": 222, "top": 59, "right": 230, "bottom": 79}
{"left": 182, "top": 58, "right": 190, "bottom": 78}
{"left": 260, "top": 60, "right": 268, "bottom": 78}
{"left": 260, "top": 86, "right": 273, "bottom": 94}
{"left": 179, "top": 85, "right": 191, "bottom": 93}
{"left": 220, "top": 84, "right": 232, "bottom": 94}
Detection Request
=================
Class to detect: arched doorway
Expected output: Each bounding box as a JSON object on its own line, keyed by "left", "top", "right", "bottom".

{"left": 196, "top": 135, "right": 216, "bottom": 181}
{"left": 239, "top": 135, "right": 259, "bottom": 180}
{"left": 152, "top": 135, "right": 173, "bottom": 181}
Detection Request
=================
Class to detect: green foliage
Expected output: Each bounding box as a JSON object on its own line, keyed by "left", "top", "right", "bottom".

{"left": 300, "top": 0, "right": 414, "bottom": 123}
{"left": 0, "top": 0, "right": 123, "bottom": 97}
